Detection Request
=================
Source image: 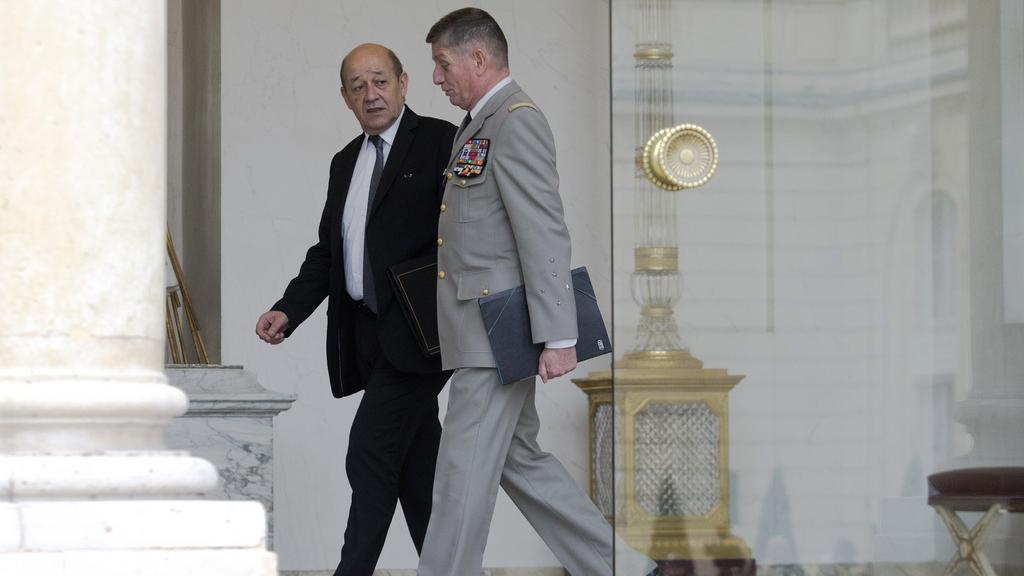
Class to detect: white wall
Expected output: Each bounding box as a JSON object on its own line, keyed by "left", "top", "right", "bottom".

{"left": 220, "top": 1, "right": 610, "bottom": 571}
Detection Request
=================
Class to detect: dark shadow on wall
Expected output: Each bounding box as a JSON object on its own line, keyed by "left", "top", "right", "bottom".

{"left": 168, "top": 0, "right": 222, "bottom": 363}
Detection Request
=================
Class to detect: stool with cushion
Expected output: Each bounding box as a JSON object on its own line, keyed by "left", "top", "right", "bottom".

{"left": 927, "top": 467, "right": 1024, "bottom": 576}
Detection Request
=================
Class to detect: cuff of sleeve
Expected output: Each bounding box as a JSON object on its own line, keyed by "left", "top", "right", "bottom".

{"left": 545, "top": 338, "right": 577, "bottom": 349}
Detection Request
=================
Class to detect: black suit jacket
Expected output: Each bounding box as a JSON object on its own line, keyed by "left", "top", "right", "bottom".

{"left": 272, "top": 107, "right": 457, "bottom": 397}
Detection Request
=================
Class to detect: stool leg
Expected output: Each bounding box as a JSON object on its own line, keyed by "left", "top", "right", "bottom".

{"left": 935, "top": 504, "right": 1006, "bottom": 576}
{"left": 936, "top": 506, "right": 971, "bottom": 576}
{"left": 965, "top": 504, "right": 1005, "bottom": 576}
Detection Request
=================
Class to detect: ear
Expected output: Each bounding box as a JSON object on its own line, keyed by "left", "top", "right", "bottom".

{"left": 472, "top": 47, "right": 489, "bottom": 76}
{"left": 399, "top": 71, "right": 409, "bottom": 99}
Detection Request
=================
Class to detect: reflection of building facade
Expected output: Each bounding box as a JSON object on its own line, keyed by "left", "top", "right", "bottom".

{"left": 606, "top": 0, "right": 1022, "bottom": 566}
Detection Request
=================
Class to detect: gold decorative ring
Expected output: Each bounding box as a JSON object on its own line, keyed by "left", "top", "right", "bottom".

{"left": 642, "top": 124, "right": 718, "bottom": 191}
{"left": 633, "top": 47, "right": 674, "bottom": 60}
{"left": 635, "top": 247, "right": 678, "bottom": 272}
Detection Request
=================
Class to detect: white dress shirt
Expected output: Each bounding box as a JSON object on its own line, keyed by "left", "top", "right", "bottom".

{"left": 342, "top": 107, "right": 405, "bottom": 301}
{"left": 470, "top": 78, "right": 575, "bottom": 351}
{"left": 469, "top": 75, "right": 513, "bottom": 119}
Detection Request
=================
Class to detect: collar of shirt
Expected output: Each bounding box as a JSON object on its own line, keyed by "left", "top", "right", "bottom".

{"left": 469, "top": 76, "right": 513, "bottom": 120}
{"left": 364, "top": 106, "right": 406, "bottom": 153}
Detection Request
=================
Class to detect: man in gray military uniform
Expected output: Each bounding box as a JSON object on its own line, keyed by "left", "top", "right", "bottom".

{"left": 417, "top": 8, "right": 656, "bottom": 576}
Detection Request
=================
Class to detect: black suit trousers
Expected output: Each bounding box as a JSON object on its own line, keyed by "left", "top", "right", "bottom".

{"left": 334, "top": 304, "right": 446, "bottom": 576}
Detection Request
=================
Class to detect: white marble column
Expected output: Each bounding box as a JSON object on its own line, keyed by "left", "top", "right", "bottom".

{"left": 0, "top": 2, "right": 276, "bottom": 574}
{"left": 956, "top": 0, "right": 1024, "bottom": 468}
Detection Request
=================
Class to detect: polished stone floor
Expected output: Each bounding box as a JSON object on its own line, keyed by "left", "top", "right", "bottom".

{"left": 282, "top": 563, "right": 1024, "bottom": 576}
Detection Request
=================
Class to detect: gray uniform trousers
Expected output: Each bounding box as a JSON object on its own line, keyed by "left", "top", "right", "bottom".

{"left": 416, "top": 367, "right": 614, "bottom": 576}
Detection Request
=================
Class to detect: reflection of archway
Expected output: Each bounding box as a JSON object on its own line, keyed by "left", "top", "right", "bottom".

{"left": 871, "top": 183, "right": 964, "bottom": 559}
{"left": 914, "top": 189, "right": 959, "bottom": 330}
{"left": 910, "top": 187, "right": 961, "bottom": 471}
{"left": 880, "top": 187, "right": 961, "bottom": 499}
{"left": 911, "top": 188, "right": 959, "bottom": 486}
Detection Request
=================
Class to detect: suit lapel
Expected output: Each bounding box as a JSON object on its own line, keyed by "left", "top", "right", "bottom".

{"left": 368, "top": 107, "right": 418, "bottom": 220}
{"left": 448, "top": 80, "right": 520, "bottom": 167}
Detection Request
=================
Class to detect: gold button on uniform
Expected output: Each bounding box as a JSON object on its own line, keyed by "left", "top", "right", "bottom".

{"left": 440, "top": 203, "right": 447, "bottom": 212}
{"left": 459, "top": 179, "right": 466, "bottom": 186}
{"left": 438, "top": 271, "right": 446, "bottom": 279}
{"left": 446, "top": 172, "right": 453, "bottom": 181}
{"left": 482, "top": 289, "right": 490, "bottom": 296}
{"left": 437, "top": 237, "right": 444, "bottom": 246}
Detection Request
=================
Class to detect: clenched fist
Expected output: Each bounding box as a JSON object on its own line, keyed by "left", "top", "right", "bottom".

{"left": 255, "top": 310, "right": 290, "bottom": 345}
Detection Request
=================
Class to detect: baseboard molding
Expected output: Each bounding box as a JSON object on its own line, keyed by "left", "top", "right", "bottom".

{"left": 282, "top": 562, "right": 1024, "bottom": 576}
{"left": 757, "top": 563, "right": 1024, "bottom": 576}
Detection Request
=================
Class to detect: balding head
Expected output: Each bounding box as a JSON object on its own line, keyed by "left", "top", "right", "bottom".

{"left": 340, "top": 43, "right": 404, "bottom": 87}
{"left": 339, "top": 44, "right": 409, "bottom": 135}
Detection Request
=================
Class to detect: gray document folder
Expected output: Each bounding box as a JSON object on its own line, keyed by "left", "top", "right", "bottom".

{"left": 478, "top": 267, "right": 612, "bottom": 385}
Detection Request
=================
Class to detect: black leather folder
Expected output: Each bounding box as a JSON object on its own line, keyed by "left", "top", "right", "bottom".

{"left": 478, "top": 266, "right": 612, "bottom": 385}
{"left": 387, "top": 255, "right": 440, "bottom": 357}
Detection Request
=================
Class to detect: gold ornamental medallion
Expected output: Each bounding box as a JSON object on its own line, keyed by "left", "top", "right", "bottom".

{"left": 642, "top": 124, "right": 718, "bottom": 191}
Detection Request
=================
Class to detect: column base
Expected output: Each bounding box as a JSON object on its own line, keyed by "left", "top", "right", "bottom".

{"left": 0, "top": 549, "right": 277, "bottom": 576}
{"left": 0, "top": 500, "right": 276, "bottom": 575}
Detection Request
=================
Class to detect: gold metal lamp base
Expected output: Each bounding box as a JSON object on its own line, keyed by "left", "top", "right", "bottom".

{"left": 573, "top": 349, "right": 752, "bottom": 564}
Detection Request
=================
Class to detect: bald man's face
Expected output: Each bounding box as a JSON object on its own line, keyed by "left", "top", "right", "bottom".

{"left": 341, "top": 48, "right": 408, "bottom": 135}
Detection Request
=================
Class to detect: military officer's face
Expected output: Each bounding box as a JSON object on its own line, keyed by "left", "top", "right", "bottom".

{"left": 341, "top": 45, "right": 408, "bottom": 135}
{"left": 431, "top": 42, "right": 483, "bottom": 111}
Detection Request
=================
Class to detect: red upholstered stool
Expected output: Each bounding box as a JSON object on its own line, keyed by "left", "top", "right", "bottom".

{"left": 927, "top": 467, "right": 1024, "bottom": 576}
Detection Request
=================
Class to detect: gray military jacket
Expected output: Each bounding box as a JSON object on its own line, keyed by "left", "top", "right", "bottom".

{"left": 436, "top": 80, "right": 578, "bottom": 370}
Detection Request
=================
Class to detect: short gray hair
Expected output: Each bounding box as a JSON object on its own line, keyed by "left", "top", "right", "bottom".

{"left": 425, "top": 7, "right": 508, "bottom": 68}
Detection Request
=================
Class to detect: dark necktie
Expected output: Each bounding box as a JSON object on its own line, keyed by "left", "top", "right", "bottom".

{"left": 363, "top": 134, "right": 385, "bottom": 312}
{"left": 455, "top": 112, "right": 471, "bottom": 144}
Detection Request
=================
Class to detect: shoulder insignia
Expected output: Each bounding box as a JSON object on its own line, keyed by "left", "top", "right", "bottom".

{"left": 508, "top": 102, "right": 539, "bottom": 113}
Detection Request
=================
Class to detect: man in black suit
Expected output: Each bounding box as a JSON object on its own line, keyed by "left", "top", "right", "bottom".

{"left": 255, "top": 43, "right": 456, "bottom": 576}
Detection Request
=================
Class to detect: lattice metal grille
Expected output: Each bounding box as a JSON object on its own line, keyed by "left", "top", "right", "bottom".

{"left": 591, "top": 402, "right": 614, "bottom": 516}
{"left": 634, "top": 402, "right": 720, "bottom": 516}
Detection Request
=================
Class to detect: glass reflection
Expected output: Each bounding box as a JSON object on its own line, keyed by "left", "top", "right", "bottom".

{"left": 595, "top": 0, "right": 1024, "bottom": 573}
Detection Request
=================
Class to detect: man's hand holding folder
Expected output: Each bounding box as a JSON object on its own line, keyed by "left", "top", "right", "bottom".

{"left": 538, "top": 346, "right": 577, "bottom": 383}
{"left": 479, "top": 266, "right": 612, "bottom": 385}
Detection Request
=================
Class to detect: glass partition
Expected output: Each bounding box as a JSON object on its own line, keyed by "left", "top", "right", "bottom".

{"left": 575, "top": 0, "right": 1024, "bottom": 572}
